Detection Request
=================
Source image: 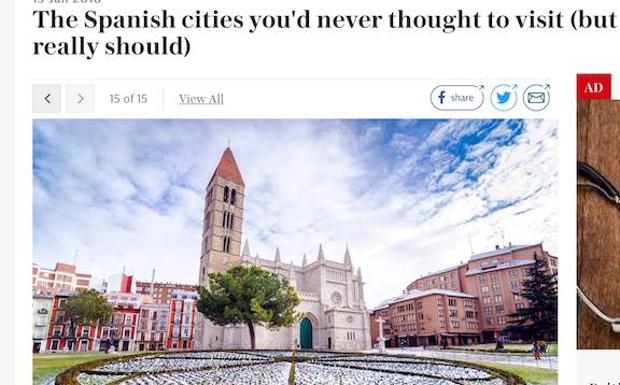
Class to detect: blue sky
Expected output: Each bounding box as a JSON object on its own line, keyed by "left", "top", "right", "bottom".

{"left": 33, "top": 119, "right": 558, "bottom": 306}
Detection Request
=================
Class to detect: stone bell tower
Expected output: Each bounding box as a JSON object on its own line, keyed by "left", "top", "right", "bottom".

{"left": 198, "top": 147, "right": 245, "bottom": 286}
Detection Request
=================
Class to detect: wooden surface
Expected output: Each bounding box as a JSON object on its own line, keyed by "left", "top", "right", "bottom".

{"left": 577, "top": 100, "right": 620, "bottom": 349}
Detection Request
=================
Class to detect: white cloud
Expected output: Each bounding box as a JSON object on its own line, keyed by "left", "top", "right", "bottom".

{"left": 33, "top": 119, "right": 558, "bottom": 308}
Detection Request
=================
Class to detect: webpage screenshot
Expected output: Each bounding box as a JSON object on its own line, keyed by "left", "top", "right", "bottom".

{"left": 5, "top": 1, "right": 620, "bottom": 385}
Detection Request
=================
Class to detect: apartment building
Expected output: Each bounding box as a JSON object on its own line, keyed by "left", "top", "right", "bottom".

{"left": 32, "top": 294, "right": 53, "bottom": 353}
{"left": 46, "top": 292, "right": 103, "bottom": 352}
{"left": 32, "top": 262, "right": 92, "bottom": 294}
{"left": 40, "top": 289, "right": 198, "bottom": 353}
{"left": 135, "top": 281, "right": 197, "bottom": 305}
{"left": 371, "top": 243, "right": 557, "bottom": 346}
{"left": 136, "top": 302, "right": 170, "bottom": 351}
{"left": 167, "top": 290, "right": 198, "bottom": 350}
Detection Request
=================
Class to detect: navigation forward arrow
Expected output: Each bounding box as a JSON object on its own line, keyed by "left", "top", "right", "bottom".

{"left": 77, "top": 94, "right": 84, "bottom": 104}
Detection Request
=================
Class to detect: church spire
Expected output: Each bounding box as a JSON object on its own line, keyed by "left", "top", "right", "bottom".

{"left": 357, "top": 266, "right": 363, "bottom": 279}
{"left": 318, "top": 244, "right": 325, "bottom": 262}
{"left": 344, "top": 245, "right": 352, "bottom": 266}
{"left": 302, "top": 253, "right": 308, "bottom": 266}
{"left": 209, "top": 147, "right": 245, "bottom": 187}
{"left": 242, "top": 240, "right": 251, "bottom": 257}
{"left": 275, "top": 247, "right": 281, "bottom": 264}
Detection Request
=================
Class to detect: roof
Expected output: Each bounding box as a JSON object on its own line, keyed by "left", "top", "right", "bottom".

{"left": 373, "top": 288, "right": 476, "bottom": 310}
{"left": 414, "top": 263, "right": 467, "bottom": 282}
{"left": 469, "top": 244, "right": 539, "bottom": 261}
{"left": 465, "top": 258, "right": 535, "bottom": 276}
{"left": 209, "top": 147, "right": 245, "bottom": 187}
{"left": 54, "top": 262, "right": 77, "bottom": 274}
{"left": 372, "top": 297, "right": 398, "bottom": 311}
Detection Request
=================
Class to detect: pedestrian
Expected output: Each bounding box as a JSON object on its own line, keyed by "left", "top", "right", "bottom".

{"left": 532, "top": 341, "right": 541, "bottom": 360}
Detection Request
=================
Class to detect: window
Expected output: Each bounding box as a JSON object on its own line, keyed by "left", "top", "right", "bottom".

{"left": 450, "top": 321, "right": 460, "bottom": 328}
{"left": 514, "top": 293, "right": 523, "bottom": 301}
{"left": 484, "top": 306, "right": 492, "bottom": 314}
{"left": 481, "top": 286, "right": 489, "bottom": 293}
{"left": 448, "top": 298, "right": 457, "bottom": 307}
{"left": 231, "top": 189, "right": 236, "bottom": 205}
{"left": 51, "top": 340, "right": 59, "bottom": 350}
{"left": 53, "top": 326, "right": 62, "bottom": 337}
{"left": 495, "top": 305, "right": 504, "bottom": 313}
{"left": 511, "top": 281, "right": 522, "bottom": 290}
{"left": 436, "top": 298, "right": 443, "bottom": 306}
{"left": 485, "top": 317, "right": 495, "bottom": 325}
{"left": 510, "top": 269, "right": 519, "bottom": 277}
{"left": 81, "top": 327, "right": 90, "bottom": 338}
{"left": 492, "top": 284, "right": 501, "bottom": 293}
{"left": 479, "top": 275, "right": 487, "bottom": 283}
{"left": 223, "top": 186, "right": 229, "bottom": 202}
{"left": 439, "top": 320, "right": 446, "bottom": 328}
{"left": 516, "top": 303, "right": 525, "bottom": 309}
{"left": 482, "top": 296, "right": 491, "bottom": 304}
{"left": 490, "top": 274, "right": 499, "bottom": 282}
{"left": 222, "top": 236, "right": 231, "bottom": 253}
{"left": 497, "top": 316, "right": 506, "bottom": 324}
{"left": 494, "top": 295, "right": 503, "bottom": 303}
{"left": 449, "top": 310, "right": 458, "bottom": 318}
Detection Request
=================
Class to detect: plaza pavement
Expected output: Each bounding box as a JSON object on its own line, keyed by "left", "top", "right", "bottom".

{"left": 364, "top": 347, "right": 558, "bottom": 370}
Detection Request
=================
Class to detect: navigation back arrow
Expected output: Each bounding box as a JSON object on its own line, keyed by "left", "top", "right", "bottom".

{"left": 44, "top": 93, "right": 51, "bottom": 104}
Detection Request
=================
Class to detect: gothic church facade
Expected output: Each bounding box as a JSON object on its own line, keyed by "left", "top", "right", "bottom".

{"left": 196, "top": 148, "right": 371, "bottom": 351}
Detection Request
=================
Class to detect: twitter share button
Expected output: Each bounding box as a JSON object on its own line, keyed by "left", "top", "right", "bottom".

{"left": 490, "top": 84, "right": 518, "bottom": 111}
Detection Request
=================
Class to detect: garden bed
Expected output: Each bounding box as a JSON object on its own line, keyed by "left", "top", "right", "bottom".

{"left": 55, "top": 350, "right": 526, "bottom": 385}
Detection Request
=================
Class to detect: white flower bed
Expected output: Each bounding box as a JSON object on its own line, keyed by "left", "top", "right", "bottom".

{"left": 162, "top": 351, "right": 269, "bottom": 361}
{"left": 78, "top": 373, "right": 124, "bottom": 385}
{"left": 74, "top": 351, "right": 509, "bottom": 385}
{"left": 317, "top": 355, "right": 425, "bottom": 363}
{"left": 119, "top": 362, "right": 291, "bottom": 385}
{"left": 315, "top": 361, "right": 493, "bottom": 380}
{"left": 295, "top": 363, "right": 459, "bottom": 385}
{"left": 461, "top": 379, "right": 507, "bottom": 385}
{"left": 246, "top": 350, "right": 349, "bottom": 359}
{"left": 93, "top": 357, "right": 258, "bottom": 373}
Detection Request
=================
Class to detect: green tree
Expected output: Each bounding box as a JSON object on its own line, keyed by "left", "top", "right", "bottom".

{"left": 197, "top": 265, "right": 301, "bottom": 350}
{"left": 507, "top": 253, "right": 558, "bottom": 341}
{"left": 60, "top": 289, "right": 113, "bottom": 351}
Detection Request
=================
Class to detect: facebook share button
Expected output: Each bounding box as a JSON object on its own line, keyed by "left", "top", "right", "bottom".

{"left": 431, "top": 85, "right": 484, "bottom": 111}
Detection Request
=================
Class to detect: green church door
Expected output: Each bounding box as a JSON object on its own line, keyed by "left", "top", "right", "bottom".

{"left": 300, "top": 318, "right": 313, "bottom": 349}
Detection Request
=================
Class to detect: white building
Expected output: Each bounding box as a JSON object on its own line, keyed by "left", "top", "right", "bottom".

{"left": 32, "top": 294, "right": 53, "bottom": 353}
{"left": 196, "top": 147, "right": 371, "bottom": 351}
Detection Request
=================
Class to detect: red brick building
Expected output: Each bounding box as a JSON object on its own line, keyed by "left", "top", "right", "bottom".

{"left": 45, "top": 293, "right": 103, "bottom": 352}
{"left": 370, "top": 243, "right": 557, "bottom": 347}
{"left": 32, "top": 262, "right": 91, "bottom": 295}
{"left": 135, "top": 281, "right": 197, "bottom": 305}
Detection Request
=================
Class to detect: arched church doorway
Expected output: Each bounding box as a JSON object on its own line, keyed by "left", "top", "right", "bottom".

{"left": 300, "top": 317, "right": 313, "bottom": 349}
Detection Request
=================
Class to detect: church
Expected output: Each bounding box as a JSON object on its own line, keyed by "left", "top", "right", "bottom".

{"left": 195, "top": 147, "right": 371, "bottom": 351}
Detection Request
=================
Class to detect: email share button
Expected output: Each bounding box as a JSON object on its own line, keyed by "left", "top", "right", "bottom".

{"left": 523, "top": 84, "right": 550, "bottom": 111}
{"left": 431, "top": 85, "right": 484, "bottom": 111}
